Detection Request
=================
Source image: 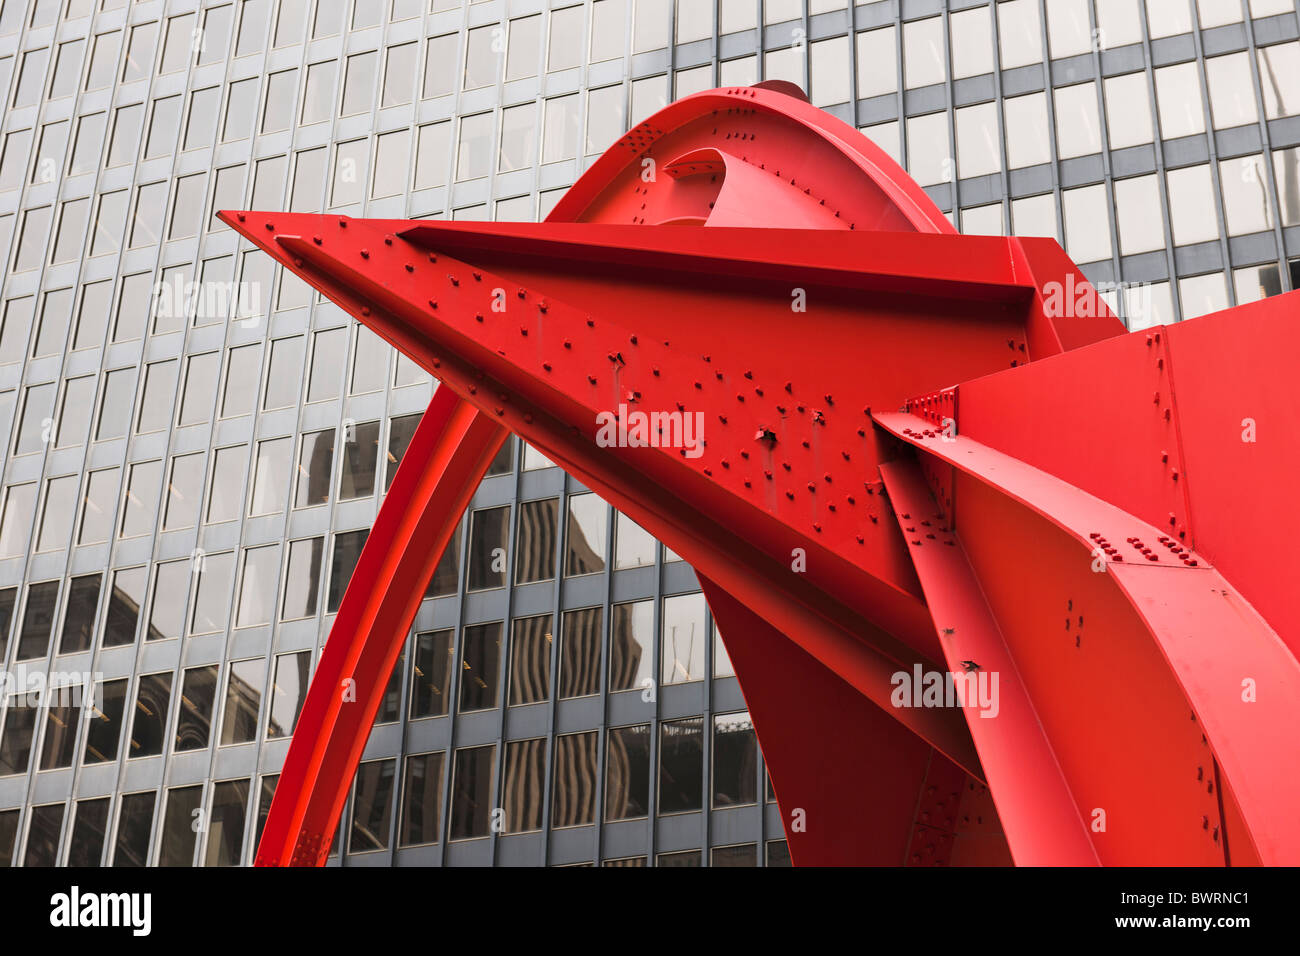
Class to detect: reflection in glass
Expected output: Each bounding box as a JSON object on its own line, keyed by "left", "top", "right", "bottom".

{"left": 411, "top": 630, "right": 454, "bottom": 718}
{"left": 658, "top": 717, "right": 703, "bottom": 814}
{"left": 450, "top": 744, "right": 495, "bottom": 840}
{"left": 84, "top": 679, "right": 127, "bottom": 765}
{"left": 459, "top": 622, "right": 503, "bottom": 713}
{"left": 112, "top": 792, "right": 155, "bottom": 867}
{"left": 67, "top": 798, "right": 110, "bottom": 866}
{"left": 267, "top": 651, "right": 311, "bottom": 739}
{"left": 713, "top": 712, "right": 758, "bottom": 807}
{"left": 282, "top": 536, "right": 323, "bottom": 620}
{"left": 23, "top": 804, "right": 65, "bottom": 867}
{"left": 204, "top": 778, "right": 249, "bottom": 866}
{"left": 219, "top": 659, "right": 263, "bottom": 746}
{"left": 548, "top": 731, "right": 596, "bottom": 828}
{"left": 400, "top": 751, "right": 444, "bottom": 847}
{"left": 467, "top": 506, "right": 509, "bottom": 591}
{"left": 514, "top": 498, "right": 557, "bottom": 584}
{"left": 128, "top": 672, "right": 172, "bottom": 759}
{"left": 327, "top": 530, "right": 368, "bottom": 613}
{"left": 349, "top": 758, "right": 395, "bottom": 853}
{"left": 605, "top": 723, "right": 651, "bottom": 822}
{"left": 158, "top": 785, "right": 202, "bottom": 866}
{"left": 509, "top": 615, "right": 551, "bottom": 706}
{"left": 565, "top": 493, "right": 607, "bottom": 576}
{"left": 560, "top": 607, "right": 602, "bottom": 699}
{"left": 174, "top": 665, "right": 218, "bottom": 752}
{"left": 502, "top": 737, "right": 546, "bottom": 833}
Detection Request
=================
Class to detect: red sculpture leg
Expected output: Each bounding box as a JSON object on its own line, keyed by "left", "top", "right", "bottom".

{"left": 255, "top": 386, "right": 505, "bottom": 866}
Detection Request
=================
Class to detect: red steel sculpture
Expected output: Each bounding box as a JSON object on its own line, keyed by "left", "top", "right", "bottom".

{"left": 222, "top": 82, "right": 1300, "bottom": 867}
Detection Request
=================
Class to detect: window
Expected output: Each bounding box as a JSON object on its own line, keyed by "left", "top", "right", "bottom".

{"left": 190, "top": 551, "right": 235, "bottom": 635}
{"left": 1180, "top": 273, "right": 1228, "bottom": 320}
{"left": 586, "top": 86, "right": 624, "bottom": 156}
{"left": 1105, "top": 74, "right": 1154, "bottom": 150}
{"left": 513, "top": 499, "right": 557, "bottom": 584}
{"left": 565, "top": 493, "right": 607, "bottom": 576}
{"left": 903, "top": 17, "right": 944, "bottom": 90}
{"left": 382, "top": 42, "right": 417, "bottom": 108}
{"left": 295, "top": 429, "right": 335, "bottom": 508}
{"left": 112, "top": 792, "right": 156, "bottom": 866}
{"left": 236, "top": 545, "right": 279, "bottom": 627}
{"left": 1147, "top": 0, "right": 1194, "bottom": 38}
{"left": 1155, "top": 63, "right": 1207, "bottom": 139}
{"left": 157, "top": 786, "right": 203, "bottom": 866}
{"left": 17, "top": 581, "right": 59, "bottom": 660}
{"left": 145, "top": 96, "right": 182, "bottom": 159}
{"left": 220, "top": 659, "right": 263, "bottom": 746}
{"left": 499, "top": 103, "right": 537, "bottom": 173}
{"left": 147, "top": 560, "right": 189, "bottom": 640}
{"left": 658, "top": 717, "right": 703, "bottom": 814}
{"left": 906, "top": 113, "right": 950, "bottom": 187}
{"left": 128, "top": 672, "right": 173, "bottom": 759}
{"left": 120, "top": 460, "right": 162, "bottom": 539}
{"left": 205, "top": 779, "right": 250, "bottom": 866}
{"left": 559, "top": 607, "right": 602, "bottom": 699}
{"left": 423, "top": 34, "right": 457, "bottom": 99}
{"left": 137, "top": 360, "right": 178, "bottom": 434}
{"left": 70, "top": 113, "right": 106, "bottom": 175}
{"left": 0, "top": 693, "right": 38, "bottom": 776}
{"left": 449, "top": 744, "right": 495, "bottom": 840}
{"left": 410, "top": 629, "right": 454, "bottom": 718}
{"left": 955, "top": 104, "right": 1000, "bottom": 179}
{"left": 338, "top": 421, "right": 379, "bottom": 500}
{"left": 262, "top": 69, "right": 298, "bottom": 134}
{"left": 468, "top": 506, "right": 509, "bottom": 591}
{"left": 508, "top": 615, "right": 551, "bottom": 706}
{"left": 1220, "top": 155, "right": 1273, "bottom": 236}
{"left": 178, "top": 352, "right": 220, "bottom": 426}
{"left": 713, "top": 712, "right": 758, "bottom": 807}
{"left": 264, "top": 337, "right": 305, "bottom": 410}
{"left": 498, "top": 737, "right": 545, "bottom": 834}
{"left": 1062, "top": 184, "right": 1113, "bottom": 263}
{"left": 1114, "top": 175, "right": 1166, "bottom": 255}
{"left": 1167, "top": 164, "right": 1219, "bottom": 245}
{"left": 999, "top": 0, "right": 1044, "bottom": 69}
{"left": 661, "top": 592, "right": 707, "bottom": 685}
{"left": 591, "top": 0, "right": 626, "bottom": 62}
{"left": 543, "top": 95, "right": 579, "bottom": 165}
{"left": 14, "top": 206, "right": 52, "bottom": 272}
{"left": 1055, "top": 83, "right": 1102, "bottom": 159}
{"left": 86, "top": 31, "right": 121, "bottom": 91}
{"left": 713, "top": 843, "right": 758, "bottom": 866}
{"left": 1048, "top": 0, "right": 1092, "bottom": 59}
{"left": 282, "top": 537, "right": 324, "bottom": 620}
{"left": 456, "top": 112, "right": 494, "bottom": 181}
{"left": 102, "top": 568, "right": 145, "bottom": 647}
{"left": 267, "top": 651, "right": 310, "bottom": 739}
{"left": 23, "top": 804, "right": 65, "bottom": 866}
{"left": 174, "top": 666, "right": 219, "bottom": 752}
{"left": 0, "top": 484, "right": 37, "bottom": 557}
{"left": 349, "top": 758, "right": 396, "bottom": 853}
{"left": 307, "top": 327, "right": 347, "bottom": 402}
{"left": 1258, "top": 44, "right": 1300, "bottom": 119}
{"left": 459, "top": 622, "right": 503, "bottom": 713}
{"left": 36, "top": 476, "right": 77, "bottom": 552}
{"left": 399, "top": 752, "right": 444, "bottom": 847}
{"left": 59, "top": 575, "right": 101, "bottom": 654}
{"left": 549, "top": 6, "right": 583, "bottom": 72}
{"left": 1206, "top": 53, "right": 1258, "bottom": 130}
{"left": 327, "top": 530, "right": 368, "bottom": 612}
{"left": 67, "top": 799, "right": 110, "bottom": 866}
{"left": 249, "top": 437, "right": 291, "bottom": 516}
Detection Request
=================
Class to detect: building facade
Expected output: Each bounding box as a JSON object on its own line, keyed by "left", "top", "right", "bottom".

{"left": 0, "top": 0, "right": 1297, "bottom": 868}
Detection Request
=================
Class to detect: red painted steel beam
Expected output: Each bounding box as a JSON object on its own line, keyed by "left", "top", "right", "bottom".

{"left": 876, "top": 410, "right": 1300, "bottom": 864}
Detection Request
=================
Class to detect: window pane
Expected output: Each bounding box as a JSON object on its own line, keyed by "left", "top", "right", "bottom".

{"left": 24, "top": 804, "right": 65, "bottom": 867}
{"left": 349, "top": 758, "right": 395, "bottom": 853}
{"left": 327, "top": 530, "right": 368, "bottom": 613}
{"left": 112, "top": 792, "right": 155, "bottom": 867}
{"left": 158, "top": 786, "right": 202, "bottom": 866}
{"left": 282, "top": 537, "right": 323, "bottom": 620}
{"left": 658, "top": 717, "right": 703, "bottom": 814}
{"left": 509, "top": 615, "right": 551, "bottom": 706}
{"left": 0, "top": 694, "right": 38, "bottom": 776}
{"left": 338, "top": 421, "right": 379, "bottom": 500}
{"left": 559, "top": 607, "right": 602, "bottom": 699}
{"left": 267, "top": 651, "right": 310, "bottom": 738}
{"left": 296, "top": 429, "right": 335, "bottom": 508}
{"left": 58, "top": 574, "right": 101, "bottom": 654}
{"left": 148, "top": 560, "right": 189, "bottom": 641}
{"left": 458, "top": 622, "right": 503, "bottom": 713}
{"left": 410, "top": 629, "right": 454, "bottom": 718}
{"left": 220, "top": 659, "right": 263, "bottom": 745}
{"left": 102, "top": 568, "right": 145, "bottom": 648}
{"left": 236, "top": 545, "right": 279, "bottom": 627}
{"left": 128, "top": 673, "right": 173, "bottom": 759}
{"left": 84, "top": 679, "right": 127, "bottom": 764}
{"left": 605, "top": 724, "right": 651, "bottom": 822}
{"left": 190, "top": 551, "right": 235, "bottom": 634}
{"left": 449, "top": 744, "right": 495, "bottom": 840}
{"left": 174, "top": 665, "right": 218, "bottom": 753}
{"left": 399, "top": 752, "right": 444, "bottom": 847}
{"left": 565, "top": 493, "right": 607, "bottom": 576}
{"left": 661, "top": 593, "right": 707, "bottom": 685}
{"left": 549, "top": 731, "right": 598, "bottom": 828}
{"left": 713, "top": 712, "right": 757, "bottom": 807}
{"left": 468, "top": 506, "right": 509, "bottom": 591}
{"left": 17, "top": 581, "right": 59, "bottom": 660}
{"left": 67, "top": 798, "right": 110, "bottom": 866}
{"left": 204, "top": 779, "right": 250, "bottom": 866}
{"left": 609, "top": 600, "right": 654, "bottom": 693}
{"left": 502, "top": 737, "right": 545, "bottom": 833}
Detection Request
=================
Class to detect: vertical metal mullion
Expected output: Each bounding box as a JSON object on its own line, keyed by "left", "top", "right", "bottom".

{"left": 1239, "top": 4, "right": 1293, "bottom": 295}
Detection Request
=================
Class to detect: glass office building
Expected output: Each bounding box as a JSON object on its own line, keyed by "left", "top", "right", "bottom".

{"left": 0, "top": 0, "right": 1297, "bottom": 868}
